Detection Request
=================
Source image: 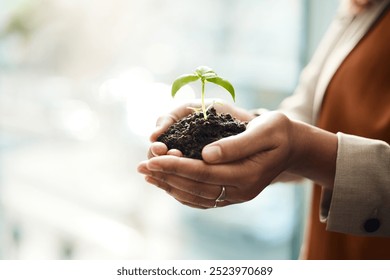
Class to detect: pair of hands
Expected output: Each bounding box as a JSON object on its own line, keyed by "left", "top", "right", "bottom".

{"left": 137, "top": 101, "right": 337, "bottom": 209}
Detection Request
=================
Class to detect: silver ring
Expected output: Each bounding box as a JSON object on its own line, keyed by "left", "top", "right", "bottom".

{"left": 213, "top": 186, "right": 226, "bottom": 208}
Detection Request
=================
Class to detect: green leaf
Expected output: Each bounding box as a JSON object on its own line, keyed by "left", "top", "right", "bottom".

{"left": 171, "top": 74, "right": 199, "bottom": 97}
{"left": 200, "top": 72, "right": 218, "bottom": 79}
{"left": 195, "top": 66, "right": 216, "bottom": 79}
{"left": 206, "top": 76, "right": 236, "bottom": 101}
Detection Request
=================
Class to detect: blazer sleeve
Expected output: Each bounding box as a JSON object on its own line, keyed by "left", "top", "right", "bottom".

{"left": 320, "top": 133, "right": 390, "bottom": 236}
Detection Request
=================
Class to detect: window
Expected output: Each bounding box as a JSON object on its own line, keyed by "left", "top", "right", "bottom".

{"left": 0, "top": 0, "right": 337, "bottom": 259}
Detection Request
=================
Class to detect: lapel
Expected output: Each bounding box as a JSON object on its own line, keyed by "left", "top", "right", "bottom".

{"left": 311, "top": 0, "right": 390, "bottom": 124}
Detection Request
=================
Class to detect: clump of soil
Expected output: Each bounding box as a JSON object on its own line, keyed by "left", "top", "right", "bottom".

{"left": 157, "top": 107, "right": 246, "bottom": 159}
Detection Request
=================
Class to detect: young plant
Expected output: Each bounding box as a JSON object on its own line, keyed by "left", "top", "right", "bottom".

{"left": 171, "top": 66, "right": 235, "bottom": 120}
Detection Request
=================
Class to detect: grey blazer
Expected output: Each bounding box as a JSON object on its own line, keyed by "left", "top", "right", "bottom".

{"left": 278, "top": 0, "right": 390, "bottom": 236}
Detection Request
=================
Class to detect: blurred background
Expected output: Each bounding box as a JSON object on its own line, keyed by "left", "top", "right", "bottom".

{"left": 0, "top": 0, "right": 338, "bottom": 259}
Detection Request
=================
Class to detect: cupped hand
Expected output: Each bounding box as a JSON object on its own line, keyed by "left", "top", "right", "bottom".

{"left": 138, "top": 111, "right": 296, "bottom": 209}
{"left": 147, "top": 99, "right": 256, "bottom": 159}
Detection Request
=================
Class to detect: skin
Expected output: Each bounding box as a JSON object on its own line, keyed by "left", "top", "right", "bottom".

{"left": 350, "top": 0, "right": 374, "bottom": 14}
{"left": 137, "top": 101, "right": 337, "bottom": 209}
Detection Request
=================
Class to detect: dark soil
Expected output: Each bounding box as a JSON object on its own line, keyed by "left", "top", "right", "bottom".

{"left": 157, "top": 107, "right": 246, "bottom": 159}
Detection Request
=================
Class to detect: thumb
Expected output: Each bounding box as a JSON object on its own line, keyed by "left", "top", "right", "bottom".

{"left": 201, "top": 115, "right": 276, "bottom": 163}
{"left": 201, "top": 128, "right": 256, "bottom": 164}
{"left": 150, "top": 115, "right": 175, "bottom": 142}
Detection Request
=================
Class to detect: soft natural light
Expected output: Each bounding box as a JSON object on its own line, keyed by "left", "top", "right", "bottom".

{"left": 99, "top": 67, "right": 195, "bottom": 137}
{"left": 56, "top": 100, "right": 100, "bottom": 141}
{"left": 0, "top": 0, "right": 338, "bottom": 260}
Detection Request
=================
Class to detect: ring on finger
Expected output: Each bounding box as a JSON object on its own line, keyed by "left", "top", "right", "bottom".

{"left": 213, "top": 186, "right": 226, "bottom": 208}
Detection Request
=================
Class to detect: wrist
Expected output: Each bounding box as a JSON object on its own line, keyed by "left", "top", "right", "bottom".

{"left": 288, "top": 120, "right": 338, "bottom": 190}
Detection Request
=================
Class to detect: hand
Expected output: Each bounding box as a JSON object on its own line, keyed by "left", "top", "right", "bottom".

{"left": 139, "top": 112, "right": 292, "bottom": 208}
{"left": 138, "top": 111, "right": 337, "bottom": 209}
{"left": 147, "top": 99, "right": 256, "bottom": 159}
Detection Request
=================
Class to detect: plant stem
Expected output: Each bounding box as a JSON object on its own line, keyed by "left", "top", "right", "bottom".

{"left": 201, "top": 79, "right": 207, "bottom": 119}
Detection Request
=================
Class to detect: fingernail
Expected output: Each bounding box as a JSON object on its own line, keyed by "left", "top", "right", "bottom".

{"left": 147, "top": 161, "right": 163, "bottom": 171}
{"left": 137, "top": 165, "right": 152, "bottom": 176}
{"left": 145, "top": 176, "right": 157, "bottom": 185}
{"left": 202, "top": 145, "right": 221, "bottom": 163}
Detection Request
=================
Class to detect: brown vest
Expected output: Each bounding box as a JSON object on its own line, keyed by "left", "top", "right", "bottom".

{"left": 304, "top": 6, "right": 390, "bottom": 259}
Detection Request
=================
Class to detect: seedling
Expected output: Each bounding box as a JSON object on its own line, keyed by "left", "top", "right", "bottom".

{"left": 171, "top": 66, "right": 235, "bottom": 120}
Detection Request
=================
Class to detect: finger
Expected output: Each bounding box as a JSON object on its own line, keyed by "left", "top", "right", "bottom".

{"left": 150, "top": 100, "right": 254, "bottom": 143}
{"left": 147, "top": 142, "right": 183, "bottom": 159}
{"left": 179, "top": 198, "right": 232, "bottom": 209}
{"left": 144, "top": 171, "right": 236, "bottom": 208}
{"left": 149, "top": 99, "right": 225, "bottom": 142}
{"left": 202, "top": 112, "right": 284, "bottom": 163}
{"left": 144, "top": 153, "right": 279, "bottom": 203}
{"left": 145, "top": 155, "right": 254, "bottom": 187}
{"left": 178, "top": 200, "right": 208, "bottom": 209}
{"left": 137, "top": 160, "right": 152, "bottom": 175}
{"left": 148, "top": 142, "right": 169, "bottom": 159}
{"left": 166, "top": 149, "right": 183, "bottom": 157}
{"left": 150, "top": 105, "right": 196, "bottom": 142}
{"left": 212, "top": 101, "right": 256, "bottom": 122}
{"left": 145, "top": 175, "right": 217, "bottom": 208}
{"left": 146, "top": 170, "right": 236, "bottom": 200}
{"left": 150, "top": 114, "right": 178, "bottom": 142}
